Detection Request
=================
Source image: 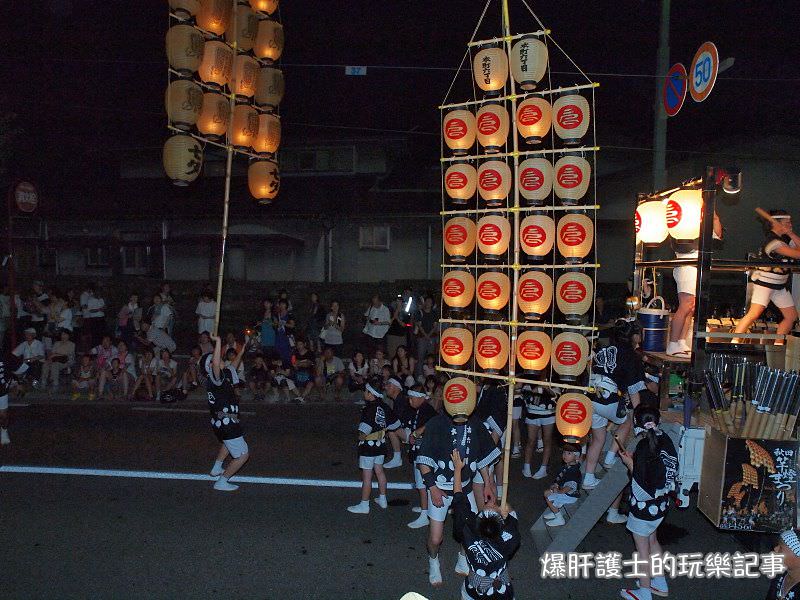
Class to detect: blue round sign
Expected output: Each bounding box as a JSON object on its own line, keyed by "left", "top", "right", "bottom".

{"left": 663, "top": 63, "right": 688, "bottom": 117}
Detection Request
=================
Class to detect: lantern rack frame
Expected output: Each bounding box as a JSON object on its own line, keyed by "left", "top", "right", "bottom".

{"left": 466, "top": 29, "right": 550, "bottom": 47}
{"left": 441, "top": 263, "right": 599, "bottom": 269}
{"left": 440, "top": 145, "right": 599, "bottom": 163}
{"left": 167, "top": 125, "right": 275, "bottom": 160}
{"left": 440, "top": 318, "right": 598, "bottom": 332}
{"left": 441, "top": 204, "right": 600, "bottom": 215}
{"left": 436, "top": 366, "right": 594, "bottom": 394}
{"left": 439, "top": 81, "right": 599, "bottom": 110}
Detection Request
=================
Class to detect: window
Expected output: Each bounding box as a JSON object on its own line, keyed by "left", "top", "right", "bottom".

{"left": 37, "top": 247, "right": 57, "bottom": 268}
{"left": 121, "top": 246, "right": 149, "bottom": 275}
{"left": 359, "top": 226, "right": 391, "bottom": 250}
{"left": 85, "top": 247, "right": 110, "bottom": 267}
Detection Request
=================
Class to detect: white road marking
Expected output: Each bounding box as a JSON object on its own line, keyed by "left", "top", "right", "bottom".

{"left": 131, "top": 407, "right": 256, "bottom": 416}
{"left": 0, "top": 465, "right": 414, "bottom": 490}
{"left": 9, "top": 403, "right": 30, "bottom": 407}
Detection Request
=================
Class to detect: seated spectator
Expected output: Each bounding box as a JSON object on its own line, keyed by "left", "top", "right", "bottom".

{"left": 271, "top": 356, "right": 301, "bottom": 403}
{"left": 135, "top": 321, "right": 176, "bottom": 354}
{"left": 13, "top": 328, "right": 46, "bottom": 385}
{"left": 91, "top": 335, "right": 118, "bottom": 372}
{"left": 259, "top": 299, "right": 276, "bottom": 357}
{"left": 148, "top": 293, "right": 172, "bottom": 332}
{"left": 198, "top": 331, "right": 214, "bottom": 355}
{"left": 316, "top": 346, "right": 346, "bottom": 401}
{"left": 380, "top": 365, "right": 393, "bottom": 388}
{"left": 224, "top": 347, "right": 246, "bottom": 382}
{"left": 320, "top": 300, "right": 345, "bottom": 351}
{"left": 72, "top": 354, "right": 97, "bottom": 401}
{"left": 155, "top": 349, "right": 178, "bottom": 402}
{"left": 41, "top": 329, "right": 76, "bottom": 392}
{"left": 181, "top": 346, "right": 204, "bottom": 393}
{"left": 348, "top": 350, "right": 369, "bottom": 394}
{"left": 277, "top": 288, "right": 293, "bottom": 313}
{"left": 420, "top": 353, "right": 437, "bottom": 385}
{"left": 159, "top": 283, "right": 177, "bottom": 337}
{"left": 131, "top": 349, "right": 157, "bottom": 401}
{"left": 196, "top": 289, "right": 216, "bottom": 335}
{"left": 248, "top": 354, "right": 271, "bottom": 401}
{"left": 369, "top": 348, "right": 389, "bottom": 377}
{"left": 426, "top": 374, "right": 443, "bottom": 413}
{"left": 291, "top": 338, "right": 315, "bottom": 402}
{"left": 98, "top": 357, "right": 128, "bottom": 401}
{"left": 392, "top": 345, "right": 416, "bottom": 388}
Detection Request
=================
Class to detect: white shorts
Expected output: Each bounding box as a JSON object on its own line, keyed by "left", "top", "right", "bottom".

{"left": 751, "top": 284, "right": 795, "bottom": 309}
{"left": 673, "top": 266, "right": 697, "bottom": 295}
{"left": 427, "top": 488, "right": 477, "bottom": 523}
{"left": 414, "top": 466, "right": 425, "bottom": 490}
{"left": 526, "top": 415, "right": 556, "bottom": 427}
{"left": 546, "top": 492, "right": 579, "bottom": 508}
{"left": 359, "top": 454, "right": 385, "bottom": 470}
{"left": 223, "top": 436, "right": 248, "bottom": 459}
{"left": 591, "top": 401, "right": 628, "bottom": 429}
{"left": 512, "top": 405, "right": 522, "bottom": 419}
{"left": 627, "top": 514, "right": 662, "bottom": 537}
{"left": 0, "top": 394, "right": 7, "bottom": 410}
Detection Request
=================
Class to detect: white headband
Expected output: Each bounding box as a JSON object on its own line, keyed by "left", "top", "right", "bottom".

{"left": 365, "top": 383, "right": 382, "bottom": 398}
{"left": 387, "top": 378, "right": 403, "bottom": 389}
{"left": 781, "top": 530, "right": 800, "bottom": 557}
{"left": 408, "top": 390, "right": 428, "bottom": 399}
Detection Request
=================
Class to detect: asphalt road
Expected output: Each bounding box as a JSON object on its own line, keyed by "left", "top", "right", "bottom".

{"left": 0, "top": 401, "right": 771, "bottom": 599}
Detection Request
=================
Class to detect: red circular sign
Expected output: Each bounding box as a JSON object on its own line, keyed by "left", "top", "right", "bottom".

{"left": 518, "top": 104, "right": 543, "bottom": 126}
{"left": 14, "top": 181, "right": 38, "bottom": 213}
{"left": 559, "top": 222, "right": 587, "bottom": 246}
{"left": 519, "top": 278, "right": 544, "bottom": 302}
{"left": 557, "top": 164, "right": 583, "bottom": 189}
{"left": 521, "top": 225, "right": 547, "bottom": 248}
{"left": 519, "top": 339, "right": 544, "bottom": 360}
{"left": 443, "top": 278, "right": 465, "bottom": 298}
{"left": 446, "top": 171, "right": 468, "bottom": 190}
{"left": 479, "top": 223, "right": 502, "bottom": 245}
{"left": 441, "top": 336, "right": 464, "bottom": 357}
{"left": 560, "top": 280, "right": 587, "bottom": 304}
{"left": 556, "top": 105, "right": 584, "bottom": 130}
{"left": 445, "top": 224, "right": 468, "bottom": 245}
{"left": 555, "top": 341, "right": 581, "bottom": 366}
{"left": 560, "top": 398, "right": 587, "bottom": 423}
{"left": 479, "top": 169, "right": 503, "bottom": 192}
{"left": 666, "top": 199, "right": 682, "bottom": 229}
{"left": 478, "top": 280, "right": 502, "bottom": 300}
{"left": 445, "top": 383, "right": 469, "bottom": 404}
{"left": 634, "top": 210, "right": 642, "bottom": 234}
{"left": 445, "top": 118, "right": 468, "bottom": 140}
{"left": 520, "top": 168, "right": 545, "bottom": 192}
{"left": 478, "top": 335, "right": 502, "bottom": 358}
{"left": 477, "top": 112, "right": 501, "bottom": 135}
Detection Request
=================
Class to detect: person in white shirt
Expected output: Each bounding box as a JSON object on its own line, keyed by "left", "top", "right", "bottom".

{"left": 13, "top": 328, "right": 46, "bottom": 383}
{"left": 136, "top": 321, "right": 177, "bottom": 354}
{"left": 160, "top": 283, "right": 177, "bottom": 338}
{"left": 149, "top": 294, "right": 173, "bottom": 332}
{"left": 362, "top": 295, "right": 391, "bottom": 353}
{"left": 196, "top": 290, "right": 217, "bottom": 335}
{"left": 41, "top": 329, "right": 76, "bottom": 391}
{"left": 155, "top": 349, "right": 178, "bottom": 401}
{"left": 29, "top": 281, "right": 50, "bottom": 336}
{"left": 82, "top": 285, "right": 107, "bottom": 347}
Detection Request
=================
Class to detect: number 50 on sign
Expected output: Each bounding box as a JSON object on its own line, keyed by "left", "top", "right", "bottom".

{"left": 690, "top": 41, "right": 719, "bottom": 103}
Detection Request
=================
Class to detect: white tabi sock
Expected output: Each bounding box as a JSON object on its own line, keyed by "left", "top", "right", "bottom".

{"left": 496, "top": 484, "right": 503, "bottom": 498}
{"left": 393, "top": 451, "right": 401, "bottom": 460}
{"left": 213, "top": 460, "right": 223, "bottom": 470}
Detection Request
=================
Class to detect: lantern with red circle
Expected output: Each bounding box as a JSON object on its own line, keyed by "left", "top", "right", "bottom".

{"left": 553, "top": 94, "right": 590, "bottom": 146}
{"left": 519, "top": 214, "right": 555, "bottom": 261}
{"left": 440, "top": 327, "right": 474, "bottom": 367}
{"left": 444, "top": 162, "right": 478, "bottom": 204}
{"left": 477, "top": 271, "right": 511, "bottom": 314}
{"left": 443, "top": 109, "right": 476, "bottom": 156}
{"left": 473, "top": 46, "right": 508, "bottom": 96}
{"left": 477, "top": 215, "right": 511, "bottom": 262}
{"left": 477, "top": 160, "right": 511, "bottom": 207}
{"left": 516, "top": 330, "right": 551, "bottom": 374}
{"left": 442, "top": 270, "right": 475, "bottom": 313}
{"left": 553, "top": 156, "right": 591, "bottom": 204}
{"left": 635, "top": 199, "right": 668, "bottom": 246}
{"left": 476, "top": 103, "right": 510, "bottom": 154}
{"left": 557, "top": 214, "right": 594, "bottom": 263}
{"left": 516, "top": 97, "right": 551, "bottom": 145}
{"left": 556, "top": 272, "right": 594, "bottom": 323}
{"left": 443, "top": 377, "right": 477, "bottom": 424}
{"left": 517, "top": 270, "right": 553, "bottom": 320}
{"left": 443, "top": 217, "right": 477, "bottom": 263}
{"left": 555, "top": 393, "right": 593, "bottom": 442}
{"left": 551, "top": 332, "right": 589, "bottom": 382}
{"left": 665, "top": 189, "right": 703, "bottom": 242}
{"left": 510, "top": 36, "right": 548, "bottom": 91}
{"left": 518, "top": 158, "right": 553, "bottom": 206}
{"left": 475, "top": 328, "right": 509, "bottom": 373}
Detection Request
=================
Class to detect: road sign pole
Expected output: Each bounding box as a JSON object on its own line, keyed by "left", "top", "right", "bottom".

{"left": 652, "top": 0, "right": 671, "bottom": 191}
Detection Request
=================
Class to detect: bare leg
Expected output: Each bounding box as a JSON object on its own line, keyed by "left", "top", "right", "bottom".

{"left": 670, "top": 292, "right": 695, "bottom": 343}
{"left": 374, "top": 464, "right": 387, "bottom": 496}
{"left": 585, "top": 425, "right": 606, "bottom": 477}
{"left": 388, "top": 429, "right": 402, "bottom": 453}
{"left": 632, "top": 533, "right": 652, "bottom": 590}
{"left": 222, "top": 452, "right": 249, "bottom": 479}
{"left": 511, "top": 417, "right": 521, "bottom": 450}
{"left": 524, "top": 424, "right": 541, "bottom": 467}
{"left": 359, "top": 468, "right": 373, "bottom": 502}
{"left": 615, "top": 417, "right": 633, "bottom": 447}
{"left": 97, "top": 370, "right": 108, "bottom": 399}
{"left": 777, "top": 305, "right": 798, "bottom": 336}
{"left": 216, "top": 444, "right": 230, "bottom": 464}
{"left": 427, "top": 518, "right": 444, "bottom": 558}
{"left": 733, "top": 303, "right": 766, "bottom": 335}
{"left": 418, "top": 487, "right": 428, "bottom": 510}
{"left": 541, "top": 423, "right": 554, "bottom": 469}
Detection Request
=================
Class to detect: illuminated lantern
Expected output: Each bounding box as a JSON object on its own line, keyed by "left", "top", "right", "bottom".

{"left": 476, "top": 103, "right": 509, "bottom": 154}
{"left": 635, "top": 199, "right": 668, "bottom": 246}
{"left": 255, "top": 66, "right": 285, "bottom": 110}
{"left": 516, "top": 97, "right": 551, "bottom": 145}
{"left": 253, "top": 112, "right": 281, "bottom": 155}
{"left": 166, "top": 25, "right": 204, "bottom": 77}
{"left": 477, "top": 161, "right": 511, "bottom": 207}
{"left": 518, "top": 158, "right": 553, "bottom": 205}
{"left": 553, "top": 94, "right": 590, "bottom": 146}
{"left": 444, "top": 162, "right": 477, "bottom": 204}
{"left": 555, "top": 393, "right": 593, "bottom": 442}
{"left": 196, "top": 0, "right": 230, "bottom": 35}
{"left": 198, "top": 40, "right": 234, "bottom": 89}
{"left": 248, "top": 159, "right": 280, "bottom": 203}
{"left": 226, "top": 3, "right": 259, "bottom": 53}
{"left": 165, "top": 80, "right": 203, "bottom": 131}
{"left": 553, "top": 156, "right": 591, "bottom": 204}
{"left": 517, "top": 270, "right": 552, "bottom": 320}
{"left": 475, "top": 328, "right": 509, "bottom": 373}
{"left": 229, "top": 104, "right": 259, "bottom": 150}
{"left": 443, "top": 217, "right": 477, "bottom": 263}
{"left": 477, "top": 271, "right": 510, "bottom": 314}
{"left": 169, "top": 0, "right": 200, "bottom": 21}
{"left": 557, "top": 214, "right": 594, "bottom": 263}
{"left": 196, "top": 92, "right": 231, "bottom": 140}
{"left": 666, "top": 189, "right": 703, "bottom": 241}
{"left": 443, "top": 109, "right": 476, "bottom": 156}
{"left": 477, "top": 215, "right": 511, "bottom": 261}
{"left": 551, "top": 332, "right": 590, "bottom": 382}
{"left": 230, "top": 54, "right": 259, "bottom": 99}
{"left": 556, "top": 272, "right": 594, "bottom": 323}
{"left": 249, "top": 0, "right": 278, "bottom": 15}
{"left": 442, "top": 270, "right": 475, "bottom": 312}
{"left": 443, "top": 377, "right": 477, "bottom": 424}
{"left": 510, "top": 36, "right": 548, "bottom": 91}
{"left": 519, "top": 214, "right": 554, "bottom": 261}
{"left": 440, "top": 327, "right": 473, "bottom": 367}
{"left": 516, "top": 330, "right": 551, "bottom": 374}
{"left": 254, "top": 19, "right": 284, "bottom": 63}
{"left": 473, "top": 46, "right": 508, "bottom": 95}
{"left": 163, "top": 134, "right": 203, "bottom": 186}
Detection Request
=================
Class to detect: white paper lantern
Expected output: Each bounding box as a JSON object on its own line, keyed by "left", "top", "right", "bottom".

{"left": 553, "top": 94, "right": 590, "bottom": 146}
{"left": 553, "top": 156, "right": 591, "bottom": 204}
{"left": 510, "top": 36, "right": 548, "bottom": 91}
{"left": 635, "top": 200, "right": 668, "bottom": 246}
{"left": 518, "top": 158, "right": 553, "bottom": 205}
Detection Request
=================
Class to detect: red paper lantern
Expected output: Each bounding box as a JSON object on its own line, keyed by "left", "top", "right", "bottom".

{"left": 442, "top": 270, "right": 475, "bottom": 312}
{"left": 553, "top": 94, "right": 590, "bottom": 146}
{"left": 476, "top": 103, "right": 510, "bottom": 154}
{"left": 518, "top": 158, "right": 553, "bottom": 206}
{"left": 519, "top": 214, "right": 555, "bottom": 261}
{"left": 477, "top": 161, "right": 511, "bottom": 207}
{"left": 555, "top": 393, "right": 593, "bottom": 442}
{"left": 443, "top": 217, "right": 477, "bottom": 263}
{"left": 477, "top": 215, "right": 511, "bottom": 261}
{"left": 440, "top": 327, "right": 474, "bottom": 367}
{"left": 517, "top": 270, "right": 553, "bottom": 320}
{"left": 444, "top": 162, "right": 477, "bottom": 204}
{"left": 556, "top": 272, "right": 594, "bottom": 323}
{"left": 557, "top": 214, "right": 594, "bottom": 263}
{"left": 476, "top": 271, "right": 511, "bottom": 314}
{"left": 443, "top": 377, "right": 477, "bottom": 424}
{"left": 475, "top": 328, "right": 509, "bottom": 373}
{"left": 443, "top": 109, "right": 476, "bottom": 156}
{"left": 516, "top": 97, "right": 552, "bottom": 145}
{"left": 666, "top": 189, "right": 703, "bottom": 242}
{"left": 551, "top": 332, "right": 589, "bottom": 382}
{"left": 516, "top": 330, "right": 551, "bottom": 374}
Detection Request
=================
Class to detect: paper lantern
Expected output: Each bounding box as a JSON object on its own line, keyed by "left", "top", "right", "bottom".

{"left": 510, "top": 36, "right": 548, "bottom": 91}
{"left": 516, "top": 97, "right": 552, "bottom": 145}
{"left": 442, "top": 270, "right": 475, "bottom": 312}
{"left": 250, "top": 0, "right": 278, "bottom": 14}
{"left": 196, "top": 0, "right": 230, "bottom": 35}
{"left": 556, "top": 272, "right": 594, "bottom": 323}
{"left": 551, "top": 332, "right": 589, "bottom": 382}
{"left": 477, "top": 161, "right": 511, "bottom": 207}
{"left": 518, "top": 158, "right": 553, "bottom": 205}
{"left": 443, "top": 377, "right": 477, "bottom": 424}
{"left": 475, "top": 328, "right": 509, "bottom": 373}
{"left": 516, "top": 330, "right": 551, "bottom": 374}
{"left": 517, "top": 270, "right": 552, "bottom": 320}
{"left": 443, "top": 109, "right": 476, "bottom": 156}
{"left": 229, "top": 104, "right": 259, "bottom": 150}
{"left": 165, "top": 80, "right": 203, "bottom": 131}
{"left": 440, "top": 327, "right": 473, "bottom": 367}
{"left": 444, "top": 162, "right": 477, "bottom": 204}
{"left": 635, "top": 200, "right": 668, "bottom": 246}
{"left": 555, "top": 393, "right": 593, "bottom": 442}
{"left": 248, "top": 160, "right": 280, "bottom": 203}
{"left": 519, "top": 214, "right": 555, "bottom": 260}
{"left": 169, "top": 0, "right": 200, "bottom": 20}
{"left": 226, "top": 3, "right": 259, "bottom": 53}
{"left": 477, "top": 215, "right": 511, "bottom": 261}
{"left": 255, "top": 66, "right": 285, "bottom": 110}
{"left": 443, "top": 217, "right": 477, "bottom": 263}
{"left": 473, "top": 46, "right": 508, "bottom": 95}
{"left": 230, "top": 55, "right": 259, "bottom": 100}
{"left": 553, "top": 94, "right": 590, "bottom": 146}
{"left": 254, "top": 19, "right": 284, "bottom": 63}
{"left": 166, "top": 25, "right": 204, "bottom": 77}
{"left": 477, "top": 271, "right": 510, "bottom": 313}
{"left": 557, "top": 214, "right": 594, "bottom": 263}
{"left": 476, "top": 103, "right": 509, "bottom": 154}
{"left": 553, "top": 156, "right": 591, "bottom": 204}
{"left": 196, "top": 92, "right": 231, "bottom": 139}
{"left": 163, "top": 134, "right": 203, "bottom": 186}
{"left": 198, "top": 40, "right": 233, "bottom": 89}
{"left": 253, "top": 113, "right": 281, "bottom": 155}
{"left": 666, "top": 189, "right": 703, "bottom": 241}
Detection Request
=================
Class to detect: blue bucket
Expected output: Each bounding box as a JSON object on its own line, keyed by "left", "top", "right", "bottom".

{"left": 638, "top": 297, "right": 670, "bottom": 353}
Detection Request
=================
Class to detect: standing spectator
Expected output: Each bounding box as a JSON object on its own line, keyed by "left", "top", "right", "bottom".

{"left": 320, "top": 300, "right": 345, "bottom": 351}
{"left": 362, "top": 295, "right": 390, "bottom": 353}
{"left": 277, "top": 289, "right": 293, "bottom": 313}
{"left": 117, "top": 294, "right": 140, "bottom": 348}
{"left": 149, "top": 294, "right": 173, "bottom": 332}
{"left": 259, "top": 299, "right": 276, "bottom": 357}
{"left": 196, "top": 289, "right": 216, "bottom": 335}
{"left": 274, "top": 299, "right": 295, "bottom": 366}
{"left": 132, "top": 349, "right": 157, "bottom": 401}
{"left": 159, "top": 283, "right": 177, "bottom": 339}
{"left": 82, "top": 284, "right": 106, "bottom": 346}
{"left": 41, "top": 329, "right": 76, "bottom": 392}
{"left": 65, "top": 288, "right": 82, "bottom": 349}
{"left": 392, "top": 345, "right": 417, "bottom": 388}
{"left": 306, "top": 292, "right": 326, "bottom": 353}
{"left": 155, "top": 349, "right": 178, "bottom": 402}
{"left": 290, "top": 338, "right": 315, "bottom": 402}
{"left": 29, "top": 281, "right": 50, "bottom": 337}
{"left": 316, "top": 346, "right": 346, "bottom": 401}
{"left": 13, "top": 328, "right": 46, "bottom": 384}
{"left": 135, "top": 321, "right": 176, "bottom": 354}
{"left": 414, "top": 295, "right": 438, "bottom": 378}
{"left": 348, "top": 350, "right": 369, "bottom": 396}
{"left": 46, "top": 290, "right": 66, "bottom": 341}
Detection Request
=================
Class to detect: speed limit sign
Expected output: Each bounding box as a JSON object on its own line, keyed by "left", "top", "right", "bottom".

{"left": 689, "top": 41, "right": 719, "bottom": 103}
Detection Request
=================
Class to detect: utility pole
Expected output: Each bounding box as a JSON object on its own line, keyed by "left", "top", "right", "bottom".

{"left": 652, "top": 0, "right": 671, "bottom": 191}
